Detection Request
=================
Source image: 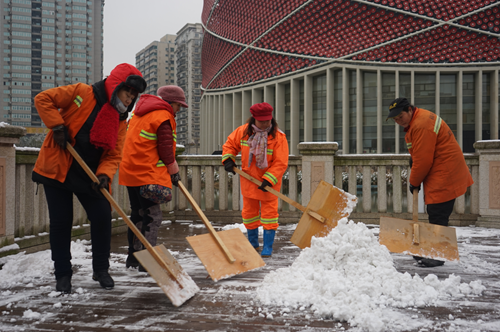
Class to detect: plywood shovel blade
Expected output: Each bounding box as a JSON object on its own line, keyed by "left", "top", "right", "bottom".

{"left": 186, "top": 228, "right": 265, "bottom": 281}
{"left": 134, "top": 245, "right": 199, "bottom": 306}
{"left": 290, "top": 180, "right": 358, "bottom": 249}
{"left": 379, "top": 216, "right": 459, "bottom": 261}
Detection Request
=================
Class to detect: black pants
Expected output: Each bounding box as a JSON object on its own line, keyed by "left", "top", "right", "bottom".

{"left": 427, "top": 198, "right": 456, "bottom": 226}
{"left": 126, "top": 186, "right": 157, "bottom": 253}
{"left": 44, "top": 184, "right": 112, "bottom": 279}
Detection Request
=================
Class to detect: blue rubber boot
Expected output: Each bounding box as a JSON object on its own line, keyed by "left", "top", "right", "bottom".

{"left": 261, "top": 229, "right": 276, "bottom": 257}
{"left": 247, "top": 228, "right": 259, "bottom": 250}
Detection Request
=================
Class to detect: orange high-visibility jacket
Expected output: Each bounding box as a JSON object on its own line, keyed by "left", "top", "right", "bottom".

{"left": 33, "top": 83, "right": 126, "bottom": 184}
{"left": 119, "top": 96, "right": 177, "bottom": 188}
{"left": 222, "top": 124, "right": 289, "bottom": 201}
{"left": 406, "top": 108, "right": 473, "bottom": 205}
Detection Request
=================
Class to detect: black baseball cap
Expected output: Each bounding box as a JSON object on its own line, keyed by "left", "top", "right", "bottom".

{"left": 387, "top": 98, "right": 410, "bottom": 120}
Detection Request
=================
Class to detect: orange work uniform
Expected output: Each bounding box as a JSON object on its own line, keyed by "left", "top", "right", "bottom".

{"left": 34, "top": 83, "right": 126, "bottom": 185}
{"left": 222, "top": 124, "right": 289, "bottom": 230}
{"left": 405, "top": 108, "right": 473, "bottom": 205}
{"left": 119, "top": 97, "right": 177, "bottom": 189}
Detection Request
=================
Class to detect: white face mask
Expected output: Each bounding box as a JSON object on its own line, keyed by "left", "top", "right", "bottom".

{"left": 114, "top": 98, "right": 128, "bottom": 114}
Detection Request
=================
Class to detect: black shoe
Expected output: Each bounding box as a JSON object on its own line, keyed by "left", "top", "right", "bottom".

{"left": 56, "top": 275, "right": 72, "bottom": 294}
{"left": 419, "top": 258, "right": 445, "bottom": 267}
{"left": 92, "top": 271, "right": 114, "bottom": 289}
{"left": 126, "top": 254, "right": 139, "bottom": 268}
{"left": 413, "top": 255, "right": 423, "bottom": 261}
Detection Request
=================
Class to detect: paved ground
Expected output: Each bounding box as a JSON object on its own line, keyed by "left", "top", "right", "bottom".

{"left": 0, "top": 221, "right": 499, "bottom": 331}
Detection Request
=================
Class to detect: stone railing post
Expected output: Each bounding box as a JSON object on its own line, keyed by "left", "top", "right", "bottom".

{"left": 0, "top": 125, "right": 26, "bottom": 247}
{"left": 474, "top": 140, "right": 500, "bottom": 228}
{"left": 298, "top": 142, "right": 337, "bottom": 206}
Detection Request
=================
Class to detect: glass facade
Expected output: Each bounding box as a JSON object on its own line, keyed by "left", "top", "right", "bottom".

{"left": 363, "top": 71, "right": 377, "bottom": 153}
{"left": 463, "top": 73, "right": 475, "bottom": 152}
{"left": 382, "top": 72, "right": 396, "bottom": 153}
{"left": 312, "top": 75, "right": 326, "bottom": 142}
{"left": 201, "top": 67, "right": 499, "bottom": 156}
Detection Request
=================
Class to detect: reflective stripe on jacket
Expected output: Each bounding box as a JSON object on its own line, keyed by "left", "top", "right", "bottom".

{"left": 119, "top": 96, "right": 176, "bottom": 188}
{"left": 406, "top": 108, "right": 473, "bottom": 204}
{"left": 33, "top": 83, "right": 126, "bottom": 184}
{"left": 222, "top": 124, "right": 289, "bottom": 201}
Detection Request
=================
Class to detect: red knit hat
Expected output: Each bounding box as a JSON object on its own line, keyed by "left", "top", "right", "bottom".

{"left": 250, "top": 102, "right": 273, "bottom": 121}
{"left": 157, "top": 85, "right": 188, "bottom": 108}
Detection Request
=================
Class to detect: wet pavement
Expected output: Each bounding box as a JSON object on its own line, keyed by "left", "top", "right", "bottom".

{"left": 0, "top": 221, "right": 499, "bottom": 331}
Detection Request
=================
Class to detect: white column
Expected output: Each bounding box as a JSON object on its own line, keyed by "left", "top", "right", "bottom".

{"left": 491, "top": 70, "right": 499, "bottom": 140}
{"left": 356, "top": 68, "right": 363, "bottom": 154}
{"left": 304, "top": 74, "right": 313, "bottom": 142}
{"left": 435, "top": 71, "right": 440, "bottom": 116}
{"left": 290, "top": 79, "right": 300, "bottom": 155}
{"left": 457, "top": 71, "right": 464, "bottom": 150}
{"left": 342, "top": 67, "right": 349, "bottom": 153}
{"left": 475, "top": 70, "right": 483, "bottom": 142}
{"left": 376, "top": 70, "right": 382, "bottom": 154}
{"left": 326, "top": 68, "right": 334, "bottom": 142}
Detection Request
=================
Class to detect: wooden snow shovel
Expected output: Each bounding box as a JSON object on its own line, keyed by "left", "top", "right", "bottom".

{"left": 233, "top": 167, "right": 357, "bottom": 249}
{"left": 179, "top": 181, "right": 265, "bottom": 281}
{"left": 66, "top": 145, "right": 199, "bottom": 306}
{"left": 379, "top": 189, "right": 459, "bottom": 261}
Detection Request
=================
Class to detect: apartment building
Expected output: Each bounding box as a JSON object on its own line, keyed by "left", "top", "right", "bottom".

{"left": 1, "top": 0, "right": 104, "bottom": 127}
{"left": 135, "top": 34, "right": 176, "bottom": 96}
{"left": 175, "top": 23, "right": 202, "bottom": 155}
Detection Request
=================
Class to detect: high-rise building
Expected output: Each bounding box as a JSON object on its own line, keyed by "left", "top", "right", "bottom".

{"left": 175, "top": 23, "right": 202, "bottom": 155}
{"left": 135, "top": 34, "right": 176, "bottom": 96}
{"left": 1, "top": 0, "right": 103, "bottom": 128}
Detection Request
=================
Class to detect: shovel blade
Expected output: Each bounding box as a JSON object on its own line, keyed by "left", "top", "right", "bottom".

{"left": 186, "top": 228, "right": 265, "bottom": 281}
{"left": 291, "top": 181, "right": 357, "bottom": 249}
{"left": 379, "top": 217, "right": 459, "bottom": 261}
{"left": 134, "top": 244, "right": 199, "bottom": 306}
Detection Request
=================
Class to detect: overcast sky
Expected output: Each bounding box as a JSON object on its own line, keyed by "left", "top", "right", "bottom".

{"left": 102, "top": 0, "right": 204, "bottom": 76}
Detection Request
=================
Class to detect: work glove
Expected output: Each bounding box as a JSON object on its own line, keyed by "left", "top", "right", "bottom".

{"left": 409, "top": 183, "right": 421, "bottom": 194}
{"left": 258, "top": 179, "right": 272, "bottom": 192}
{"left": 171, "top": 173, "right": 181, "bottom": 187}
{"left": 223, "top": 158, "right": 236, "bottom": 174}
{"left": 52, "top": 125, "right": 69, "bottom": 149}
{"left": 92, "top": 174, "right": 110, "bottom": 193}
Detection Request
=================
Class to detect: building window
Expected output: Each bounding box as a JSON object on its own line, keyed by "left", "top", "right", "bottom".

{"left": 348, "top": 70, "right": 357, "bottom": 154}
{"left": 333, "top": 70, "right": 343, "bottom": 150}
{"left": 382, "top": 72, "right": 396, "bottom": 153}
{"left": 463, "top": 73, "right": 475, "bottom": 152}
{"left": 363, "top": 71, "right": 377, "bottom": 153}
{"left": 440, "top": 74, "right": 457, "bottom": 136}
{"left": 312, "top": 75, "right": 326, "bottom": 142}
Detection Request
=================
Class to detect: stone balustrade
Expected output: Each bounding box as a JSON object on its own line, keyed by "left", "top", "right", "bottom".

{"left": 1, "top": 129, "right": 497, "bottom": 256}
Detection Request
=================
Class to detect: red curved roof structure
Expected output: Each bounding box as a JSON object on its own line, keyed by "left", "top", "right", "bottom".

{"left": 201, "top": 0, "right": 500, "bottom": 90}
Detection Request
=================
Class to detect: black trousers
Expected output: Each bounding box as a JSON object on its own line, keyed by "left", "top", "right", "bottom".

{"left": 427, "top": 198, "right": 456, "bottom": 226}
{"left": 44, "top": 184, "right": 112, "bottom": 279}
{"left": 126, "top": 186, "right": 157, "bottom": 253}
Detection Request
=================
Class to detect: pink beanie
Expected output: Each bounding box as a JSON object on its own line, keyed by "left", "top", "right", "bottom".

{"left": 157, "top": 85, "right": 188, "bottom": 108}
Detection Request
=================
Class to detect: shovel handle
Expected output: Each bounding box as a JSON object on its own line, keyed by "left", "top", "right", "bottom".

{"left": 177, "top": 181, "right": 236, "bottom": 264}
{"left": 413, "top": 188, "right": 419, "bottom": 222}
{"left": 233, "top": 167, "right": 307, "bottom": 213}
{"left": 66, "top": 145, "right": 181, "bottom": 287}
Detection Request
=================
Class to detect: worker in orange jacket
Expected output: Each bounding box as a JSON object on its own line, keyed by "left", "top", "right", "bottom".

{"left": 119, "top": 86, "right": 185, "bottom": 271}
{"left": 222, "top": 102, "right": 289, "bottom": 257}
{"left": 32, "top": 63, "right": 146, "bottom": 293}
{"left": 387, "top": 97, "right": 473, "bottom": 267}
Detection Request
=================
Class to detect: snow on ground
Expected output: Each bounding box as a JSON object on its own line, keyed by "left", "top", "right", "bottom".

{"left": 256, "top": 219, "right": 496, "bottom": 332}
{"left": 0, "top": 220, "right": 499, "bottom": 331}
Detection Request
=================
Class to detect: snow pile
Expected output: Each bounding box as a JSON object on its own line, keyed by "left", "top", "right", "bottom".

{"left": 0, "top": 240, "right": 90, "bottom": 288}
{"left": 256, "top": 218, "right": 485, "bottom": 332}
